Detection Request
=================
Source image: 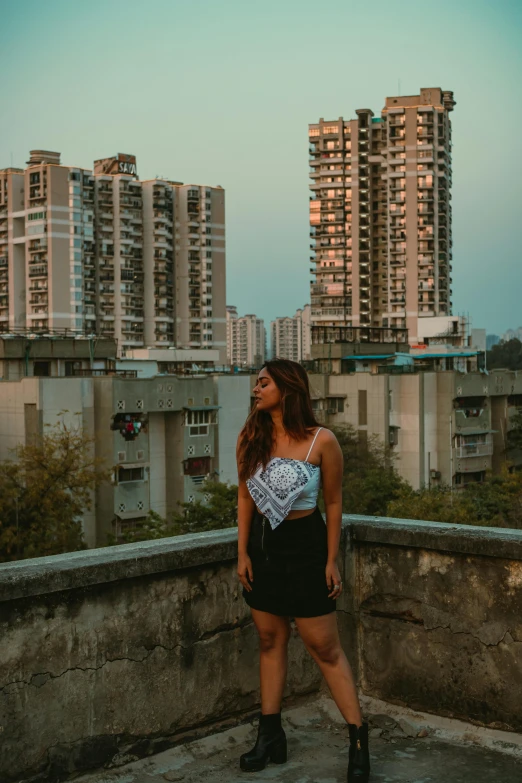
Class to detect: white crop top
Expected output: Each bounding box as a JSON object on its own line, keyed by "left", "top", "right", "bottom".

{"left": 246, "top": 428, "right": 323, "bottom": 530}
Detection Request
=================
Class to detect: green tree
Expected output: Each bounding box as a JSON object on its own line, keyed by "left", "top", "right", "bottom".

{"left": 113, "top": 479, "right": 238, "bottom": 544}
{"left": 0, "top": 417, "right": 110, "bottom": 562}
{"left": 324, "top": 424, "right": 409, "bottom": 516}
{"left": 487, "top": 338, "right": 522, "bottom": 371}
{"left": 387, "top": 483, "right": 475, "bottom": 525}
{"left": 387, "top": 466, "right": 522, "bottom": 529}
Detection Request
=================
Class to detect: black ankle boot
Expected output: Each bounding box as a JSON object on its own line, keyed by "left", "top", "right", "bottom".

{"left": 240, "top": 712, "right": 287, "bottom": 772}
{"left": 347, "top": 722, "right": 370, "bottom": 782}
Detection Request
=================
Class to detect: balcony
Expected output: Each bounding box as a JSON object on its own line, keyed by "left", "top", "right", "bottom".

{"left": 28, "top": 266, "right": 48, "bottom": 278}
{"left": 28, "top": 239, "right": 47, "bottom": 253}
{"left": 455, "top": 441, "right": 493, "bottom": 458}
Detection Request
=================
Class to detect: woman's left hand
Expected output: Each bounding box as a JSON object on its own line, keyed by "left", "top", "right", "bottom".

{"left": 326, "top": 560, "right": 343, "bottom": 598}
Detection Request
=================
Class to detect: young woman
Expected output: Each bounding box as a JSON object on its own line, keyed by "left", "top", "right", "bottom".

{"left": 236, "top": 358, "right": 370, "bottom": 781}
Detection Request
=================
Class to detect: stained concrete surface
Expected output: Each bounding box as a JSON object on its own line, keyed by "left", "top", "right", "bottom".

{"left": 73, "top": 696, "right": 522, "bottom": 783}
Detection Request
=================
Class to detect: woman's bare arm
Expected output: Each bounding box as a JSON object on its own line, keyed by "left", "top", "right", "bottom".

{"left": 320, "top": 429, "right": 344, "bottom": 564}
{"left": 236, "top": 434, "right": 255, "bottom": 555}
{"left": 236, "top": 435, "right": 255, "bottom": 591}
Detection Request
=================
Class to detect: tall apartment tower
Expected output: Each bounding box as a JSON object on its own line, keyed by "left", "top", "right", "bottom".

{"left": 174, "top": 184, "right": 226, "bottom": 360}
{"left": 0, "top": 151, "right": 95, "bottom": 333}
{"left": 0, "top": 151, "right": 226, "bottom": 361}
{"left": 271, "top": 304, "right": 312, "bottom": 362}
{"left": 226, "top": 306, "right": 266, "bottom": 367}
{"left": 309, "top": 87, "right": 456, "bottom": 345}
{"left": 93, "top": 154, "right": 145, "bottom": 347}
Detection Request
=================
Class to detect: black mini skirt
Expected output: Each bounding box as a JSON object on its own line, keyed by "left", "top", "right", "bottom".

{"left": 242, "top": 506, "right": 336, "bottom": 618}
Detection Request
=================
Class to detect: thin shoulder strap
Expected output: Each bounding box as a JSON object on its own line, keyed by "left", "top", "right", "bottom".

{"left": 305, "top": 427, "right": 323, "bottom": 461}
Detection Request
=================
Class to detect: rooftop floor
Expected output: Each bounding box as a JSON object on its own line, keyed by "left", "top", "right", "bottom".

{"left": 75, "top": 695, "right": 522, "bottom": 783}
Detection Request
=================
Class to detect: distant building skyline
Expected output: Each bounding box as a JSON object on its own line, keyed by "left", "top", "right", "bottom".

{"left": 1, "top": 2, "right": 521, "bottom": 339}
{"left": 226, "top": 306, "right": 266, "bottom": 368}
{"left": 0, "top": 150, "right": 226, "bottom": 361}
{"left": 271, "top": 304, "right": 312, "bottom": 363}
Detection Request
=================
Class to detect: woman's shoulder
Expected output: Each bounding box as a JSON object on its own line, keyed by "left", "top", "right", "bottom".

{"left": 311, "top": 426, "right": 337, "bottom": 443}
{"left": 306, "top": 426, "right": 338, "bottom": 458}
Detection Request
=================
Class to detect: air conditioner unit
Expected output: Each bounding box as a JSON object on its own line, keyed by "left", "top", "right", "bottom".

{"left": 430, "top": 469, "right": 441, "bottom": 479}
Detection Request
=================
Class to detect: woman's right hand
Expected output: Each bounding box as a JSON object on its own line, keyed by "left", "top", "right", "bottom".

{"left": 237, "top": 552, "right": 254, "bottom": 592}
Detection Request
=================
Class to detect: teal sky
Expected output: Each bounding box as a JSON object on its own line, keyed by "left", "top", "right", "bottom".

{"left": 1, "top": 0, "right": 521, "bottom": 338}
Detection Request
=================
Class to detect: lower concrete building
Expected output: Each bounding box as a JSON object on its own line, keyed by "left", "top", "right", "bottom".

{"left": 2, "top": 339, "right": 521, "bottom": 551}
{"left": 303, "top": 367, "right": 522, "bottom": 490}
{"left": 0, "top": 337, "right": 250, "bottom": 548}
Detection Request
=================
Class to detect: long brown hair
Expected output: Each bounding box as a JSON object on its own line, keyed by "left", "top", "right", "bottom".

{"left": 237, "top": 358, "right": 320, "bottom": 481}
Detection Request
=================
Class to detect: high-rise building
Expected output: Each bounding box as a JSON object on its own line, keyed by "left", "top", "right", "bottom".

{"left": 271, "top": 304, "right": 311, "bottom": 362}
{"left": 309, "top": 87, "right": 456, "bottom": 346}
{"left": 0, "top": 151, "right": 226, "bottom": 361}
{"left": 226, "top": 306, "right": 266, "bottom": 367}
{"left": 0, "top": 151, "right": 95, "bottom": 334}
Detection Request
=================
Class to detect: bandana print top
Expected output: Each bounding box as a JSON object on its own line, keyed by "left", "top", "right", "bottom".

{"left": 246, "top": 428, "right": 323, "bottom": 530}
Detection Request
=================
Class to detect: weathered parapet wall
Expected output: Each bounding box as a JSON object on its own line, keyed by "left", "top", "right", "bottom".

{"left": 1, "top": 518, "right": 521, "bottom": 781}
{"left": 347, "top": 517, "right": 522, "bottom": 732}
{"left": 0, "top": 532, "right": 323, "bottom": 783}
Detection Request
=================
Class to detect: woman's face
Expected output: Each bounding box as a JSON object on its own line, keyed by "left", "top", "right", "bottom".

{"left": 253, "top": 368, "right": 281, "bottom": 412}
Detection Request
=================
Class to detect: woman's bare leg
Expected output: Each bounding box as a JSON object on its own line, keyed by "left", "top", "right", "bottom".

{"left": 295, "top": 612, "right": 362, "bottom": 726}
{"left": 251, "top": 608, "right": 291, "bottom": 713}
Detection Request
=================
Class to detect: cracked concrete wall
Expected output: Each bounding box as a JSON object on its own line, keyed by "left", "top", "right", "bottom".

{"left": 349, "top": 520, "right": 522, "bottom": 733}
{"left": 1, "top": 517, "right": 521, "bottom": 781}
{"left": 0, "top": 546, "right": 321, "bottom": 782}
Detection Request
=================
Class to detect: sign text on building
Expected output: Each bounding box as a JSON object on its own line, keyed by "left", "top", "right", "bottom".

{"left": 118, "top": 161, "right": 137, "bottom": 176}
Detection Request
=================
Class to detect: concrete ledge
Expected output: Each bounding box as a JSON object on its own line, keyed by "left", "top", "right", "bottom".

{"left": 0, "top": 529, "right": 238, "bottom": 602}
{"left": 347, "top": 515, "right": 522, "bottom": 561}
{"left": 2, "top": 516, "right": 522, "bottom": 603}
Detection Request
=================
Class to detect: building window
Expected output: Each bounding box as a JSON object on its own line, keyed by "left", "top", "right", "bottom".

{"left": 65, "top": 361, "right": 83, "bottom": 376}
{"left": 455, "top": 471, "right": 485, "bottom": 486}
{"left": 117, "top": 466, "right": 145, "bottom": 483}
{"left": 185, "top": 408, "right": 216, "bottom": 435}
{"left": 111, "top": 413, "right": 148, "bottom": 441}
{"left": 186, "top": 410, "right": 210, "bottom": 426}
{"left": 326, "top": 397, "right": 344, "bottom": 413}
{"left": 183, "top": 456, "right": 211, "bottom": 476}
{"left": 33, "top": 361, "right": 50, "bottom": 377}
{"left": 189, "top": 424, "right": 209, "bottom": 436}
